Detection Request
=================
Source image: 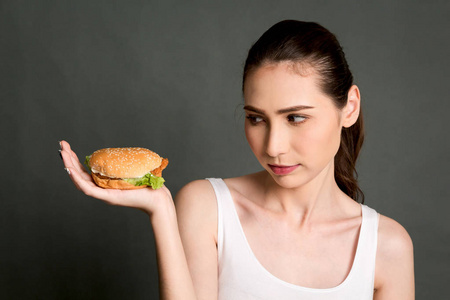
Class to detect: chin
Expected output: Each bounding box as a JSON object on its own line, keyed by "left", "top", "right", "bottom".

{"left": 265, "top": 164, "right": 330, "bottom": 191}
{"left": 265, "top": 170, "right": 308, "bottom": 190}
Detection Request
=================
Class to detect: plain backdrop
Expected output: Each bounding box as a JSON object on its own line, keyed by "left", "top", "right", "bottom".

{"left": 1, "top": 0, "right": 449, "bottom": 299}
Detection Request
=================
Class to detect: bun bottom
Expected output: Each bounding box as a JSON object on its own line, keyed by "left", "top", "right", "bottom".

{"left": 91, "top": 172, "right": 147, "bottom": 190}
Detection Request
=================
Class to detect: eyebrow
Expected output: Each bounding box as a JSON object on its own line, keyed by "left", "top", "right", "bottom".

{"left": 243, "top": 105, "right": 315, "bottom": 115}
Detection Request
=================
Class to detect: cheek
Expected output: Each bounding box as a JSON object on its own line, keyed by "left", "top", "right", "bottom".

{"left": 296, "top": 120, "right": 341, "bottom": 159}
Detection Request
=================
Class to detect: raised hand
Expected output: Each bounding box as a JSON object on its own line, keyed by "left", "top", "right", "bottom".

{"left": 59, "top": 140, "right": 173, "bottom": 216}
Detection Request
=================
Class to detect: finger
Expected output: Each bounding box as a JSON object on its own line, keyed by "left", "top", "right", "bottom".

{"left": 60, "top": 148, "right": 87, "bottom": 178}
{"left": 62, "top": 166, "right": 82, "bottom": 191}
{"left": 66, "top": 166, "right": 118, "bottom": 204}
{"left": 68, "top": 147, "right": 87, "bottom": 171}
{"left": 60, "top": 140, "right": 71, "bottom": 152}
{"left": 60, "top": 141, "right": 91, "bottom": 181}
{"left": 61, "top": 141, "right": 81, "bottom": 170}
{"left": 60, "top": 144, "right": 76, "bottom": 169}
{"left": 68, "top": 149, "right": 92, "bottom": 181}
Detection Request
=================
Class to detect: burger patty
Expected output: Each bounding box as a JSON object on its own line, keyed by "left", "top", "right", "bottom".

{"left": 150, "top": 158, "right": 169, "bottom": 177}
{"left": 94, "top": 157, "right": 169, "bottom": 179}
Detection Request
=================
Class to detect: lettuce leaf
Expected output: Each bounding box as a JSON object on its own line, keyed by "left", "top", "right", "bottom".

{"left": 124, "top": 173, "right": 165, "bottom": 190}
{"left": 84, "top": 155, "right": 91, "bottom": 170}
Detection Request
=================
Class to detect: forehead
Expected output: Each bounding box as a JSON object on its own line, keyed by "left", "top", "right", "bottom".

{"left": 243, "top": 62, "right": 333, "bottom": 110}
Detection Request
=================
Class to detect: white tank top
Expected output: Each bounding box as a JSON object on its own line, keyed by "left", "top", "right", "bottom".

{"left": 207, "top": 178, "right": 379, "bottom": 300}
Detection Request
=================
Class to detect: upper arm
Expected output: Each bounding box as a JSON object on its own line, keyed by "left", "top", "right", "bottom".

{"left": 174, "top": 180, "right": 218, "bottom": 300}
{"left": 374, "top": 215, "right": 415, "bottom": 300}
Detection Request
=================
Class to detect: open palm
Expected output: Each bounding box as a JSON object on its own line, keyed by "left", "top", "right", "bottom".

{"left": 59, "top": 140, "right": 172, "bottom": 215}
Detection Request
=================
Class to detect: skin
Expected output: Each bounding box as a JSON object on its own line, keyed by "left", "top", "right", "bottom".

{"left": 60, "top": 62, "right": 414, "bottom": 299}
{"left": 60, "top": 141, "right": 196, "bottom": 300}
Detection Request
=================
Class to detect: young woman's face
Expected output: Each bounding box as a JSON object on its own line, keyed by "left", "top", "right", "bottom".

{"left": 244, "top": 62, "right": 345, "bottom": 189}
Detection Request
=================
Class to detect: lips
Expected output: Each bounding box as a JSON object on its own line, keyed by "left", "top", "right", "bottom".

{"left": 268, "top": 164, "right": 300, "bottom": 175}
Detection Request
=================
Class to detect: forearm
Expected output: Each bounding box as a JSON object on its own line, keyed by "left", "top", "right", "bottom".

{"left": 150, "top": 202, "right": 197, "bottom": 300}
{"left": 60, "top": 141, "right": 196, "bottom": 298}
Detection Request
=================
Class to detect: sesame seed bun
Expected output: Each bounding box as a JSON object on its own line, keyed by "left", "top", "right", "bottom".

{"left": 88, "top": 147, "right": 168, "bottom": 189}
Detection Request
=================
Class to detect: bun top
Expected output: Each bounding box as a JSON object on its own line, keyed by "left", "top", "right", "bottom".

{"left": 89, "top": 147, "right": 162, "bottom": 178}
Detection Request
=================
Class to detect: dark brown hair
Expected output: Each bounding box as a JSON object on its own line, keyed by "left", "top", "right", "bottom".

{"left": 243, "top": 20, "right": 365, "bottom": 203}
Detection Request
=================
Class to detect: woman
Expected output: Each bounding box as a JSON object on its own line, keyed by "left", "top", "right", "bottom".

{"left": 60, "top": 20, "right": 414, "bottom": 299}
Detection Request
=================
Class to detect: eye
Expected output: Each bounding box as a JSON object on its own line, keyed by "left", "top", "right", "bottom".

{"left": 287, "top": 115, "right": 307, "bottom": 124}
{"left": 246, "top": 115, "right": 265, "bottom": 125}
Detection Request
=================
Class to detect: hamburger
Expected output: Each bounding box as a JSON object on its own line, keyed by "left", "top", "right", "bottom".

{"left": 84, "top": 147, "right": 168, "bottom": 190}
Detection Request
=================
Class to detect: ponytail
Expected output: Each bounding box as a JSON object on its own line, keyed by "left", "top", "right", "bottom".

{"left": 335, "top": 114, "right": 365, "bottom": 203}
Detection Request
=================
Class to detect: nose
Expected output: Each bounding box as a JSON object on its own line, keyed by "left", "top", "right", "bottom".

{"left": 265, "top": 123, "right": 289, "bottom": 158}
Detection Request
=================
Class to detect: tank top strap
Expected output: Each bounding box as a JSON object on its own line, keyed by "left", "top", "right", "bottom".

{"left": 349, "top": 204, "right": 379, "bottom": 293}
{"left": 206, "top": 178, "right": 242, "bottom": 261}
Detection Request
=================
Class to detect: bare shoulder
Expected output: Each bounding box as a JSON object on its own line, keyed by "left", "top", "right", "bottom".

{"left": 377, "top": 214, "right": 414, "bottom": 259}
{"left": 174, "top": 179, "right": 218, "bottom": 241}
{"left": 175, "top": 179, "right": 217, "bottom": 206}
{"left": 374, "top": 214, "right": 415, "bottom": 299}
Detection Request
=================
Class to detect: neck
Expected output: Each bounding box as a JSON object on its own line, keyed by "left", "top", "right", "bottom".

{"left": 261, "top": 161, "right": 345, "bottom": 225}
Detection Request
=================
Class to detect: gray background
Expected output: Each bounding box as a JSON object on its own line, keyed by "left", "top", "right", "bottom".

{"left": 1, "top": 0, "right": 449, "bottom": 299}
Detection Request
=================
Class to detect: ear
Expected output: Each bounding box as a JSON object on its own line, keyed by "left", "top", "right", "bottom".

{"left": 342, "top": 85, "right": 361, "bottom": 128}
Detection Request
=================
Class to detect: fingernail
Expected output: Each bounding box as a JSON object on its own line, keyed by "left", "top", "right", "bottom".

{"left": 64, "top": 168, "right": 71, "bottom": 175}
{"left": 59, "top": 150, "right": 62, "bottom": 160}
{"left": 58, "top": 141, "right": 62, "bottom": 149}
